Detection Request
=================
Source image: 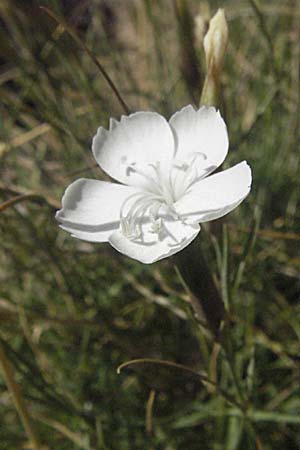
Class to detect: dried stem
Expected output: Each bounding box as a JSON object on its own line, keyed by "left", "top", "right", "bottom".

{"left": 0, "top": 344, "right": 41, "bottom": 449}
{"left": 145, "top": 389, "right": 156, "bottom": 437}
{"left": 117, "top": 357, "right": 243, "bottom": 409}
{"left": 40, "top": 7, "right": 131, "bottom": 115}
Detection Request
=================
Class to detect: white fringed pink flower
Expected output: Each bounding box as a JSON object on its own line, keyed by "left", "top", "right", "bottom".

{"left": 56, "top": 105, "right": 252, "bottom": 263}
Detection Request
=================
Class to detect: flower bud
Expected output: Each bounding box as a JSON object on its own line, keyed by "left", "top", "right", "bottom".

{"left": 200, "top": 9, "right": 228, "bottom": 107}
{"left": 204, "top": 8, "right": 228, "bottom": 73}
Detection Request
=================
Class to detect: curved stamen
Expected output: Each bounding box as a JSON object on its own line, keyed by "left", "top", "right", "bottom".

{"left": 148, "top": 162, "right": 175, "bottom": 205}
{"left": 172, "top": 152, "right": 210, "bottom": 198}
{"left": 119, "top": 151, "right": 209, "bottom": 242}
{"left": 120, "top": 190, "right": 163, "bottom": 240}
{"left": 126, "top": 164, "right": 162, "bottom": 195}
{"left": 120, "top": 192, "right": 147, "bottom": 219}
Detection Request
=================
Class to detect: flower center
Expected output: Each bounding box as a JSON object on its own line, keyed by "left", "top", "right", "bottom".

{"left": 120, "top": 152, "right": 207, "bottom": 241}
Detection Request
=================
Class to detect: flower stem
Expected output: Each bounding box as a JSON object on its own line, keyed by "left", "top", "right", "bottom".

{"left": 174, "top": 237, "right": 225, "bottom": 338}
{"left": 200, "top": 70, "right": 220, "bottom": 108}
{"left": 0, "top": 344, "right": 41, "bottom": 450}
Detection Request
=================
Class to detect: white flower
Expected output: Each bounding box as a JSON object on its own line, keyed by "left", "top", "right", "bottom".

{"left": 56, "top": 105, "right": 252, "bottom": 264}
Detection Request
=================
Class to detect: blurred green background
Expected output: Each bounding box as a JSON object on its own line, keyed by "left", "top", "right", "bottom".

{"left": 1, "top": 0, "right": 300, "bottom": 449}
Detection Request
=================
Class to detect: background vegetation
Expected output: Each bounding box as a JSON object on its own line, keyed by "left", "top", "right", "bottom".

{"left": 1, "top": 0, "right": 300, "bottom": 449}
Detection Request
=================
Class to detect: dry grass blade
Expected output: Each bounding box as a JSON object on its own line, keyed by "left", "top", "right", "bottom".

{"left": 0, "top": 183, "right": 60, "bottom": 210}
{"left": 0, "top": 193, "right": 58, "bottom": 212}
{"left": 0, "top": 123, "right": 51, "bottom": 157}
{"left": 0, "top": 345, "right": 41, "bottom": 450}
{"left": 228, "top": 224, "right": 300, "bottom": 241}
{"left": 117, "top": 357, "right": 243, "bottom": 410}
{"left": 0, "top": 194, "right": 44, "bottom": 212}
{"left": 145, "top": 389, "right": 156, "bottom": 437}
{"left": 40, "top": 6, "right": 131, "bottom": 115}
{"left": 32, "top": 411, "right": 88, "bottom": 449}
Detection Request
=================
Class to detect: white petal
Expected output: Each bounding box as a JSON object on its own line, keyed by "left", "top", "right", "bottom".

{"left": 56, "top": 178, "right": 138, "bottom": 242}
{"left": 169, "top": 105, "right": 228, "bottom": 176}
{"left": 92, "top": 112, "right": 175, "bottom": 186}
{"left": 59, "top": 224, "right": 117, "bottom": 243}
{"left": 109, "top": 220, "right": 200, "bottom": 264}
{"left": 174, "top": 161, "right": 252, "bottom": 223}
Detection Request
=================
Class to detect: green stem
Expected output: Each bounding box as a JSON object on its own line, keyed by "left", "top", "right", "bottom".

{"left": 174, "top": 237, "right": 225, "bottom": 338}
{"left": 200, "top": 69, "right": 220, "bottom": 108}
{"left": 222, "top": 323, "right": 248, "bottom": 409}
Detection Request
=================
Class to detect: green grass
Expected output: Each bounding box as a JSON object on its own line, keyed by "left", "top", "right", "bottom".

{"left": 1, "top": 0, "right": 300, "bottom": 449}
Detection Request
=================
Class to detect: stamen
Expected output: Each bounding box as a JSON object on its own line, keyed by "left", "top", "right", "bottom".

{"left": 125, "top": 163, "right": 161, "bottom": 195}
{"left": 119, "top": 151, "right": 208, "bottom": 242}
{"left": 120, "top": 190, "right": 163, "bottom": 241}
{"left": 149, "top": 162, "right": 176, "bottom": 205}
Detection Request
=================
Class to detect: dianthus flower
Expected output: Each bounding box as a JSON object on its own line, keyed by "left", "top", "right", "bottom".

{"left": 56, "top": 106, "right": 251, "bottom": 263}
